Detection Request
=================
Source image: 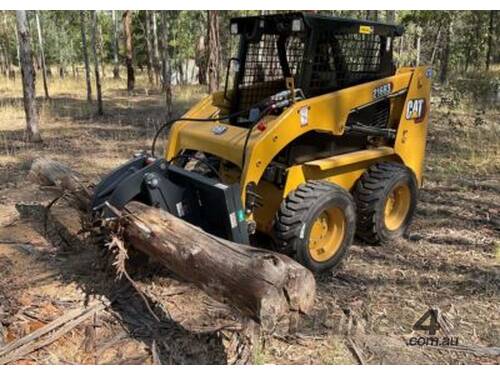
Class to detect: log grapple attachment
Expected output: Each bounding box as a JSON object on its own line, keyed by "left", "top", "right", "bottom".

{"left": 91, "top": 154, "right": 249, "bottom": 244}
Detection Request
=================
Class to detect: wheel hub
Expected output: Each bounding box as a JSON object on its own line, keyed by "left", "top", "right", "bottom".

{"left": 384, "top": 184, "right": 411, "bottom": 231}
{"left": 309, "top": 207, "right": 346, "bottom": 262}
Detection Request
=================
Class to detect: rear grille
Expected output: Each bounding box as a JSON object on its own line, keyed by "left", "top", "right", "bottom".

{"left": 346, "top": 99, "right": 390, "bottom": 129}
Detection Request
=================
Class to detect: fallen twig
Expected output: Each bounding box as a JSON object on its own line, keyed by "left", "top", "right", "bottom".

{"left": 0, "top": 240, "right": 31, "bottom": 245}
{"left": 0, "top": 299, "right": 110, "bottom": 364}
{"left": 151, "top": 339, "right": 161, "bottom": 365}
{"left": 347, "top": 337, "right": 366, "bottom": 365}
{"left": 108, "top": 234, "right": 161, "bottom": 323}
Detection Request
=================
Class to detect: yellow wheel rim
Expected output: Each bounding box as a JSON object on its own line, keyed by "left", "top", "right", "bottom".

{"left": 384, "top": 184, "right": 411, "bottom": 231}
{"left": 309, "top": 207, "right": 346, "bottom": 263}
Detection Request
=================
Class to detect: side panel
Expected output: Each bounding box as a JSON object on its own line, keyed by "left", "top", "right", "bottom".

{"left": 242, "top": 72, "right": 413, "bottom": 202}
{"left": 393, "top": 66, "right": 432, "bottom": 185}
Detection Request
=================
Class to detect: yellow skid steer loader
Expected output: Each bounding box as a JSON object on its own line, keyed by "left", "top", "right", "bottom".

{"left": 91, "top": 12, "right": 431, "bottom": 273}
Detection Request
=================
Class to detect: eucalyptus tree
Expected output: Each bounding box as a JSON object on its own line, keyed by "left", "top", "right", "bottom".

{"left": 16, "top": 10, "right": 42, "bottom": 142}
{"left": 35, "top": 11, "right": 49, "bottom": 99}
{"left": 80, "top": 11, "right": 92, "bottom": 102}
{"left": 91, "top": 11, "right": 103, "bottom": 115}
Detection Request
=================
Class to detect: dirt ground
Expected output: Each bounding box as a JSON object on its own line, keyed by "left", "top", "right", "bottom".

{"left": 0, "top": 73, "right": 498, "bottom": 364}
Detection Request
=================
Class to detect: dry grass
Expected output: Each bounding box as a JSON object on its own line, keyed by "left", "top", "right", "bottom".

{"left": 0, "top": 69, "right": 205, "bottom": 179}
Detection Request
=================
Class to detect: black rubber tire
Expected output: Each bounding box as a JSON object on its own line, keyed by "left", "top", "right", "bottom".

{"left": 274, "top": 181, "right": 356, "bottom": 273}
{"left": 353, "top": 162, "right": 418, "bottom": 244}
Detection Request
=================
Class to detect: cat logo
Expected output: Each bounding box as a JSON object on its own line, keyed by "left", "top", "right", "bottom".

{"left": 406, "top": 98, "right": 426, "bottom": 122}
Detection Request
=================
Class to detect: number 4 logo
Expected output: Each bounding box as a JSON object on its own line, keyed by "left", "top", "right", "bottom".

{"left": 406, "top": 98, "right": 426, "bottom": 122}
{"left": 413, "top": 308, "right": 441, "bottom": 335}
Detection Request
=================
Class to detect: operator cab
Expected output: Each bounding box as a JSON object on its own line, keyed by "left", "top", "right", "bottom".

{"left": 225, "top": 12, "right": 403, "bottom": 125}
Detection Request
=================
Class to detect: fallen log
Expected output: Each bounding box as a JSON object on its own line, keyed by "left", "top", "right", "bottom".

{"left": 28, "top": 158, "right": 316, "bottom": 332}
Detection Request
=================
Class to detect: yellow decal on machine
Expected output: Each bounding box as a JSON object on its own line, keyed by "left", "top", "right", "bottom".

{"left": 359, "top": 25, "right": 374, "bottom": 34}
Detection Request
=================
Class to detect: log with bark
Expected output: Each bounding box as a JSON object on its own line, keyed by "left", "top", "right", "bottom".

{"left": 27, "top": 158, "right": 316, "bottom": 332}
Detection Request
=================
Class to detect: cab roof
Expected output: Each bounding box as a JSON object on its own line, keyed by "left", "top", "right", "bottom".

{"left": 230, "top": 12, "right": 404, "bottom": 37}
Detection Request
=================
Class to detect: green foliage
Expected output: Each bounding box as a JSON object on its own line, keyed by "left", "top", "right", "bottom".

{"left": 0, "top": 10, "right": 497, "bottom": 86}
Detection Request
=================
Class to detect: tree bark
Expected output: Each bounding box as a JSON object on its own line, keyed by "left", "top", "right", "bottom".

{"left": 35, "top": 11, "right": 49, "bottom": 99}
{"left": 55, "top": 33, "right": 65, "bottom": 79}
{"left": 196, "top": 35, "right": 207, "bottom": 85}
{"left": 206, "top": 10, "right": 221, "bottom": 93}
{"left": 14, "top": 19, "right": 21, "bottom": 69}
{"left": 122, "top": 10, "right": 135, "bottom": 93}
{"left": 28, "top": 158, "right": 316, "bottom": 332}
{"left": 159, "top": 11, "right": 172, "bottom": 117}
{"left": 415, "top": 31, "right": 421, "bottom": 67}
{"left": 144, "top": 10, "right": 154, "bottom": 86}
{"left": 97, "top": 20, "right": 105, "bottom": 79}
{"left": 80, "top": 11, "right": 92, "bottom": 102}
{"left": 91, "top": 11, "right": 103, "bottom": 115}
{"left": 15, "top": 10, "right": 42, "bottom": 143}
{"left": 151, "top": 11, "right": 160, "bottom": 86}
{"left": 111, "top": 10, "right": 120, "bottom": 79}
{"left": 430, "top": 24, "right": 442, "bottom": 66}
{"left": 486, "top": 11, "right": 495, "bottom": 71}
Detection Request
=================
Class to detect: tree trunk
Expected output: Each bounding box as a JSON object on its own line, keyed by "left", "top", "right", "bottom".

{"left": 0, "top": 43, "right": 7, "bottom": 76}
{"left": 385, "top": 10, "right": 395, "bottom": 24}
{"left": 97, "top": 21, "right": 105, "bottom": 79}
{"left": 55, "top": 34, "right": 65, "bottom": 79}
{"left": 415, "top": 32, "right": 421, "bottom": 67}
{"left": 35, "top": 11, "right": 49, "bottom": 99}
{"left": 159, "top": 11, "right": 173, "bottom": 117}
{"left": 80, "top": 11, "right": 92, "bottom": 102}
{"left": 440, "top": 21, "right": 451, "bottom": 84}
{"left": 464, "top": 23, "right": 474, "bottom": 73}
{"left": 14, "top": 20, "right": 21, "bottom": 68}
{"left": 152, "top": 11, "right": 160, "bottom": 86}
{"left": 111, "top": 10, "right": 120, "bottom": 79}
{"left": 144, "top": 10, "right": 154, "bottom": 85}
{"left": 430, "top": 24, "right": 442, "bottom": 66}
{"left": 28, "top": 158, "right": 316, "bottom": 332}
{"left": 91, "top": 11, "right": 103, "bottom": 115}
{"left": 16, "top": 10, "right": 42, "bottom": 143}
{"left": 122, "top": 10, "right": 135, "bottom": 93}
{"left": 196, "top": 35, "right": 207, "bottom": 85}
{"left": 486, "top": 11, "right": 495, "bottom": 71}
{"left": 177, "top": 59, "right": 185, "bottom": 85}
{"left": 206, "top": 10, "right": 220, "bottom": 93}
